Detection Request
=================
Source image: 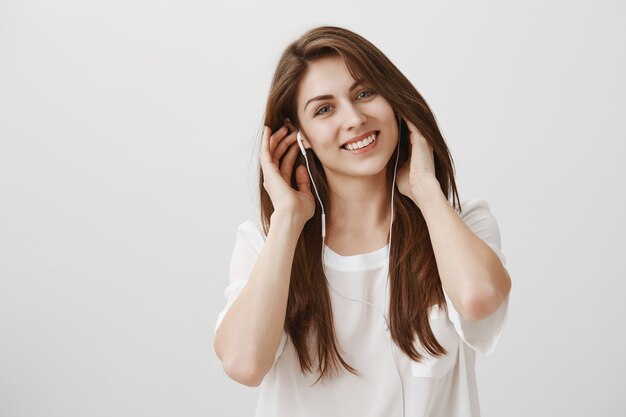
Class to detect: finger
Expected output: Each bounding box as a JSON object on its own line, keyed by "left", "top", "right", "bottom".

{"left": 399, "top": 114, "right": 418, "bottom": 133}
{"left": 269, "top": 125, "right": 289, "bottom": 155}
{"left": 260, "top": 126, "right": 271, "bottom": 168}
{"left": 274, "top": 130, "right": 298, "bottom": 162}
{"left": 400, "top": 115, "right": 427, "bottom": 146}
{"left": 260, "top": 126, "right": 275, "bottom": 170}
{"left": 295, "top": 164, "right": 311, "bottom": 194}
{"left": 260, "top": 126, "right": 281, "bottom": 181}
{"left": 279, "top": 141, "right": 300, "bottom": 182}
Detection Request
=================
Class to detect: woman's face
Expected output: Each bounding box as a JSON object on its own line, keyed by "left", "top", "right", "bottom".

{"left": 295, "top": 56, "right": 398, "bottom": 180}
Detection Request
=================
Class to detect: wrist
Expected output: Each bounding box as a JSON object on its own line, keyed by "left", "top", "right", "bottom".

{"left": 411, "top": 177, "right": 445, "bottom": 209}
{"left": 270, "top": 209, "right": 308, "bottom": 232}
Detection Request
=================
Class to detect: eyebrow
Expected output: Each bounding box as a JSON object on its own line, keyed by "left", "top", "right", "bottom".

{"left": 303, "top": 79, "right": 364, "bottom": 111}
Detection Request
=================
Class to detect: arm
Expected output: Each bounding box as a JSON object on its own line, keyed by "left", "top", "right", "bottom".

{"left": 414, "top": 179, "right": 512, "bottom": 323}
{"left": 214, "top": 210, "right": 304, "bottom": 386}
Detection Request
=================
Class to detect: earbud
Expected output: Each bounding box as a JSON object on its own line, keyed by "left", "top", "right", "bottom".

{"left": 296, "top": 131, "right": 307, "bottom": 156}
{"left": 296, "top": 129, "right": 325, "bottom": 238}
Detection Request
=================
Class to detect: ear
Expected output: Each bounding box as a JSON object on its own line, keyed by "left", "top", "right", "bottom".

{"left": 296, "top": 130, "right": 313, "bottom": 150}
{"left": 300, "top": 133, "right": 313, "bottom": 150}
{"left": 285, "top": 118, "right": 313, "bottom": 150}
{"left": 284, "top": 118, "right": 310, "bottom": 148}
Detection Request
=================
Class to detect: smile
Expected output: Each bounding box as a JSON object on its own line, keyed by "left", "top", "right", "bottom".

{"left": 341, "top": 131, "right": 379, "bottom": 154}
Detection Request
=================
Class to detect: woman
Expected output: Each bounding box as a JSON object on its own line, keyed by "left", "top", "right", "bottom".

{"left": 214, "top": 26, "right": 512, "bottom": 417}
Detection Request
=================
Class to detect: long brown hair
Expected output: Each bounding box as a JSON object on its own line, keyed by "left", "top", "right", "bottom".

{"left": 258, "top": 26, "right": 462, "bottom": 384}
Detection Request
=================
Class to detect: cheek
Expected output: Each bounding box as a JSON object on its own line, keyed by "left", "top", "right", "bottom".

{"left": 373, "top": 102, "right": 395, "bottom": 120}
{"left": 366, "top": 104, "right": 395, "bottom": 134}
{"left": 309, "top": 125, "right": 338, "bottom": 148}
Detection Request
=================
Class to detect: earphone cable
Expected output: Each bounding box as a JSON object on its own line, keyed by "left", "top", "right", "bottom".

{"left": 299, "top": 117, "right": 405, "bottom": 417}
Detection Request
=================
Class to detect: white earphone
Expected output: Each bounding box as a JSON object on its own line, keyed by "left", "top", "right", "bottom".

{"left": 296, "top": 130, "right": 326, "bottom": 239}
{"left": 295, "top": 117, "right": 401, "bottom": 330}
{"left": 296, "top": 115, "right": 406, "bottom": 417}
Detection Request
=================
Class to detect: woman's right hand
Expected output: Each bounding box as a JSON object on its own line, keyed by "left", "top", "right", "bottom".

{"left": 260, "top": 125, "right": 316, "bottom": 225}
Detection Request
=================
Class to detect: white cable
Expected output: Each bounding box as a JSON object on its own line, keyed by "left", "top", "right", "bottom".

{"left": 300, "top": 143, "right": 326, "bottom": 238}
{"left": 301, "top": 117, "right": 405, "bottom": 417}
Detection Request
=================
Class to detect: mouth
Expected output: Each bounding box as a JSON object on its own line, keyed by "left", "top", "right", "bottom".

{"left": 341, "top": 131, "right": 380, "bottom": 153}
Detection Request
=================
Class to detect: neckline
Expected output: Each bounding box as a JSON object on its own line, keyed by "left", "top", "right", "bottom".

{"left": 324, "top": 243, "right": 389, "bottom": 257}
{"left": 323, "top": 243, "right": 390, "bottom": 271}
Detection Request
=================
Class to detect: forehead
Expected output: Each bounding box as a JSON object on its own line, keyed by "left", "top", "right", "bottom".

{"left": 297, "top": 56, "right": 357, "bottom": 109}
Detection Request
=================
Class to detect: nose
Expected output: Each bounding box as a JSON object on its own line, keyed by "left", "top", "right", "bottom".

{"left": 343, "top": 103, "right": 367, "bottom": 131}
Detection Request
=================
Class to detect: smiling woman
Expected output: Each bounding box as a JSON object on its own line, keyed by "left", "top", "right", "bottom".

{"left": 214, "top": 25, "right": 511, "bottom": 417}
{"left": 293, "top": 54, "right": 399, "bottom": 183}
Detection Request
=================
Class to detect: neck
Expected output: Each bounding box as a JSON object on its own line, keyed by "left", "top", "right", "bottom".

{"left": 325, "top": 170, "right": 392, "bottom": 237}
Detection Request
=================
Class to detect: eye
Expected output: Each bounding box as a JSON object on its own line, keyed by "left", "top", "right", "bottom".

{"left": 356, "top": 89, "right": 375, "bottom": 99}
{"left": 314, "top": 105, "right": 331, "bottom": 116}
{"left": 313, "top": 90, "right": 376, "bottom": 117}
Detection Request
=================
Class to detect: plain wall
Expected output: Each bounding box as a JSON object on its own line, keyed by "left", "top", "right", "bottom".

{"left": 1, "top": 0, "right": 625, "bottom": 416}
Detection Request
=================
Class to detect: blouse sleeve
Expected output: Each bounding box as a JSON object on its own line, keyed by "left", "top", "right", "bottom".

{"left": 443, "top": 198, "right": 510, "bottom": 355}
{"left": 215, "top": 220, "right": 289, "bottom": 367}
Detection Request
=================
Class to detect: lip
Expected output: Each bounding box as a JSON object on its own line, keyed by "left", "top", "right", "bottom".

{"left": 341, "top": 130, "right": 378, "bottom": 148}
{"left": 341, "top": 131, "right": 379, "bottom": 155}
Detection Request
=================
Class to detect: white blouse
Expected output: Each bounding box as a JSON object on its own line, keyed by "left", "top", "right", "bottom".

{"left": 216, "top": 197, "right": 510, "bottom": 417}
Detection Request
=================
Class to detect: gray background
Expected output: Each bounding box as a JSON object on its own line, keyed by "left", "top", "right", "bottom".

{"left": 1, "top": 0, "right": 625, "bottom": 416}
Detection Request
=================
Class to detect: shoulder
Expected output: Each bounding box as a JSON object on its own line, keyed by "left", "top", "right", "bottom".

{"left": 227, "top": 219, "right": 267, "bottom": 272}
{"left": 234, "top": 219, "right": 267, "bottom": 251}
{"left": 456, "top": 197, "right": 506, "bottom": 266}
{"left": 456, "top": 197, "right": 501, "bottom": 230}
{"left": 457, "top": 197, "right": 492, "bottom": 215}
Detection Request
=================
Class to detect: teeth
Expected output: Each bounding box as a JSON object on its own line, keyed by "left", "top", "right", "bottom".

{"left": 345, "top": 132, "right": 377, "bottom": 151}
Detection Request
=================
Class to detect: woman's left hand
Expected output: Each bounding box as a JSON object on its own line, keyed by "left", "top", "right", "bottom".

{"left": 396, "top": 115, "right": 441, "bottom": 207}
